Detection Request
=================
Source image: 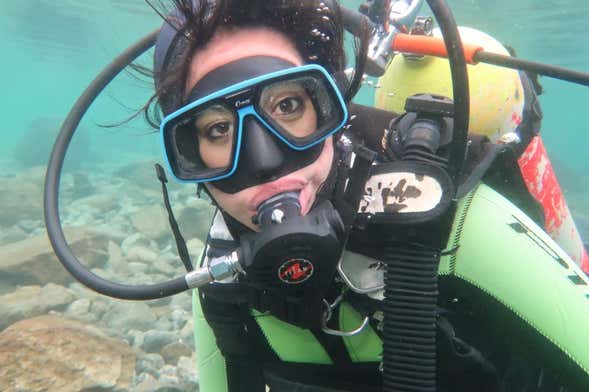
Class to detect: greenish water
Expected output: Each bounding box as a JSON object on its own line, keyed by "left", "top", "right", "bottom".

{"left": 1, "top": 0, "right": 588, "bottom": 222}
{"left": 0, "top": 2, "right": 587, "bottom": 390}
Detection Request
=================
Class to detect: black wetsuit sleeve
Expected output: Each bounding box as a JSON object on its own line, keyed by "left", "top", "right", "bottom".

{"left": 438, "top": 277, "right": 589, "bottom": 391}
{"left": 197, "top": 293, "right": 268, "bottom": 392}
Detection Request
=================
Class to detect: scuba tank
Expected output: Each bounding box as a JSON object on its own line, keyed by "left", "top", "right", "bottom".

{"left": 374, "top": 25, "right": 589, "bottom": 273}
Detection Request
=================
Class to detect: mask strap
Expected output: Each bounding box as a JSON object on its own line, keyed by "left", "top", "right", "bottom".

{"left": 155, "top": 163, "right": 194, "bottom": 272}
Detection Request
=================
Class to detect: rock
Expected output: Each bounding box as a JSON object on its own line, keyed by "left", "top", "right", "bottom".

{"left": 146, "top": 295, "right": 173, "bottom": 308}
{"left": 64, "top": 298, "right": 97, "bottom": 324}
{"left": 132, "top": 372, "right": 158, "bottom": 392}
{"left": 0, "top": 283, "right": 75, "bottom": 331}
{"left": 0, "top": 228, "right": 108, "bottom": 287}
{"left": 107, "top": 240, "right": 128, "bottom": 273}
{"left": 177, "top": 206, "right": 215, "bottom": 243}
{"left": 130, "top": 204, "right": 170, "bottom": 241}
{"left": 21, "top": 165, "right": 48, "bottom": 186}
{"left": 161, "top": 341, "right": 193, "bottom": 365}
{"left": 126, "top": 246, "right": 159, "bottom": 264}
{"left": 155, "top": 315, "right": 173, "bottom": 331}
{"left": 159, "top": 364, "right": 179, "bottom": 384}
{"left": 16, "top": 218, "right": 42, "bottom": 233}
{"left": 152, "top": 259, "right": 181, "bottom": 278}
{"left": 179, "top": 317, "right": 195, "bottom": 348}
{"left": 177, "top": 355, "right": 200, "bottom": 389}
{"left": 0, "top": 177, "right": 42, "bottom": 226}
{"left": 90, "top": 300, "right": 111, "bottom": 319}
{"left": 13, "top": 116, "right": 91, "bottom": 170}
{"left": 121, "top": 233, "right": 154, "bottom": 254}
{"left": 71, "top": 193, "right": 119, "bottom": 212}
{"left": 126, "top": 261, "right": 150, "bottom": 274}
{"left": 137, "top": 352, "right": 165, "bottom": 377}
{"left": 127, "top": 329, "right": 145, "bottom": 349}
{"left": 170, "top": 291, "right": 193, "bottom": 312}
{"left": 142, "top": 330, "right": 178, "bottom": 353}
{"left": 72, "top": 172, "right": 96, "bottom": 198}
{"left": 0, "top": 225, "right": 28, "bottom": 245}
{"left": 186, "top": 238, "right": 205, "bottom": 261}
{"left": 0, "top": 315, "right": 135, "bottom": 392}
{"left": 0, "top": 281, "right": 17, "bottom": 296}
{"left": 114, "top": 161, "right": 160, "bottom": 190}
{"left": 101, "top": 301, "right": 157, "bottom": 332}
{"left": 169, "top": 308, "right": 189, "bottom": 330}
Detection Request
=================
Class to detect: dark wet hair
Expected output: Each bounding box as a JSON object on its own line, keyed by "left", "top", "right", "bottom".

{"left": 143, "top": 0, "right": 369, "bottom": 127}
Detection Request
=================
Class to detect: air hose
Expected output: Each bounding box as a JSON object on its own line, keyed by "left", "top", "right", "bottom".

{"left": 43, "top": 29, "right": 193, "bottom": 300}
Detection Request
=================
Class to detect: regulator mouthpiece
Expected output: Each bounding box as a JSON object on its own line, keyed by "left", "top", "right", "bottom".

{"left": 253, "top": 191, "right": 301, "bottom": 226}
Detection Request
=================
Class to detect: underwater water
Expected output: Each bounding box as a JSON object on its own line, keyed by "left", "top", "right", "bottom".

{"left": 0, "top": 1, "right": 588, "bottom": 391}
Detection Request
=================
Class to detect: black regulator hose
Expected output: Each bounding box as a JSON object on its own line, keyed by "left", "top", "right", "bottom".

{"left": 43, "top": 29, "right": 191, "bottom": 300}
{"left": 426, "top": 0, "right": 469, "bottom": 182}
{"left": 474, "top": 50, "right": 589, "bottom": 87}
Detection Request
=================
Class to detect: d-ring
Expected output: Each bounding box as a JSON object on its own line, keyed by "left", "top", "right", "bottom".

{"left": 321, "top": 299, "right": 370, "bottom": 337}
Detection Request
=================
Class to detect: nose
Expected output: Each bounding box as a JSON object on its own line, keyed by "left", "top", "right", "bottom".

{"left": 241, "top": 116, "right": 285, "bottom": 181}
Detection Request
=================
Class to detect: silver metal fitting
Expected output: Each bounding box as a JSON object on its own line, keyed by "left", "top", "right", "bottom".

{"left": 271, "top": 209, "right": 285, "bottom": 224}
{"left": 365, "top": 0, "right": 424, "bottom": 76}
{"left": 209, "top": 251, "right": 243, "bottom": 280}
{"left": 185, "top": 268, "right": 213, "bottom": 289}
{"left": 185, "top": 251, "right": 243, "bottom": 288}
{"left": 403, "top": 16, "right": 434, "bottom": 61}
{"left": 498, "top": 132, "right": 522, "bottom": 145}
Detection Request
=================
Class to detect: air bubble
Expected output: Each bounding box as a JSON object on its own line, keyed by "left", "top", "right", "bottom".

{"left": 308, "top": 55, "right": 319, "bottom": 61}
{"left": 310, "top": 28, "right": 321, "bottom": 37}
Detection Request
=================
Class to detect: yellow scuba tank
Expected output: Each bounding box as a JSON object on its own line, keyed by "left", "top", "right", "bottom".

{"left": 376, "top": 26, "right": 524, "bottom": 143}
{"left": 375, "top": 26, "right": 589, "bottom": 273}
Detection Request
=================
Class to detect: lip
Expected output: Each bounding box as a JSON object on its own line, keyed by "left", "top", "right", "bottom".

{"left": 249, "top": 178, "right": 307, "bottom": 211}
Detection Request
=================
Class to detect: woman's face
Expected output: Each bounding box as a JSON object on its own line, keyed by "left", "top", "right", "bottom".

{"left": 185, "top": 27, "right": 334, "bottom": 230}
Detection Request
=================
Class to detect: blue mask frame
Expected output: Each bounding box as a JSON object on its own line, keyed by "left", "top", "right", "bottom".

{"left": 160, "top": 64, "right": 348, "bottom": 183}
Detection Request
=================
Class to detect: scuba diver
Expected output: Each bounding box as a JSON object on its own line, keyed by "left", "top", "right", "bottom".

{"left": 43, "top": 0, "right": 589, "bottom": 391}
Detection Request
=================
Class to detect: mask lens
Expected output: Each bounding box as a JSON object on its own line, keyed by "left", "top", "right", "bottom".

{"left": 165, "top": 103, "right": 238, "bottom": 181}
{"left": 258, "top": 75, "right": 342, "bottom": 147}
{"left": 192, "top": 104, "right": 236, "bottom": 169}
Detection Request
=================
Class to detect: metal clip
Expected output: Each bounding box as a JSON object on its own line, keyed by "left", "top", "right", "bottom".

{"left": 320, "top": 296, "right": 370, "bottom": 337}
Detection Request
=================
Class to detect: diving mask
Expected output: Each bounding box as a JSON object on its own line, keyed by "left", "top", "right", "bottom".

{"left": 160, "top": 61, "right": 348, "bottom": 192}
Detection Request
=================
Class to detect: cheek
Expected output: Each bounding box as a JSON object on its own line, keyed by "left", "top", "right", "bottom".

{"left": 199, "top": 142, "right": 231, "bottom": 168}
{"left": 302, "top": 105, "right": 318, "bottom": 135}
{"left": 205, "top": 184, "right": 257, "bottom": 228}
{"left": 299, "top": 140, "right": 333, "bottom": 200}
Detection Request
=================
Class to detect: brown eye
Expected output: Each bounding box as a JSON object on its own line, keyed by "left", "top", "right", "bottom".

{"left": 206, "top": 121, "right": 231, "bottom": 140}
{"left": 275, "top": 97, "right": 302, "bottom": 115}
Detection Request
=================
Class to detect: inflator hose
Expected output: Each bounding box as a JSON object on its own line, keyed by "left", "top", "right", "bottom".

{"left": 43, "top": 29, "right": 191, "bottom": 300}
